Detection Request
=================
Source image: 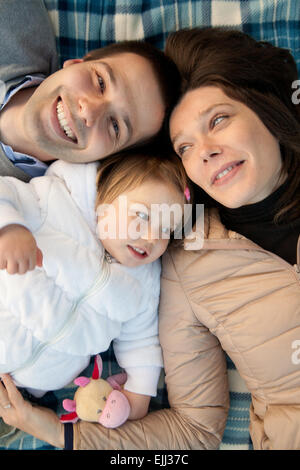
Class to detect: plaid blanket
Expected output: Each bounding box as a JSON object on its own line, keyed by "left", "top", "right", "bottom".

{"left": 1, "top": 0, "right": 299, "bottom": 451}
{"left": 44, "top": 0, "right": 300, "bottom": 74}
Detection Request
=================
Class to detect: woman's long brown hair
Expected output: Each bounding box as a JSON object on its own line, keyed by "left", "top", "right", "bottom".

{"left": 165, "top": 27, "right": 300, "bottom": 222}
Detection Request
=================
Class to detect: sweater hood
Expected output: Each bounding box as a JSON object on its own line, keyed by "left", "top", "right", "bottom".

{"left": 46, "top": 160, "right": 99, "bottom": 233}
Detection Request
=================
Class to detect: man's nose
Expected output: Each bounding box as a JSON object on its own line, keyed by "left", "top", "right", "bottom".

{"left": 78, "top": 96, "right": 107, "bottom": 127}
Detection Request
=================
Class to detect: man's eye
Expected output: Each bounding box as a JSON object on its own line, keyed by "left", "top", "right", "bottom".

{"left": 98, "top": 75, "right": 105, "bottom": 94}
{"left": 136, "top": 211, "right": 149, "bottom": 221}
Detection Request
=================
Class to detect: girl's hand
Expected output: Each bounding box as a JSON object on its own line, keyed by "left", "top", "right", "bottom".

{"left": 0, "top": 224, "right": 43, "bottom": 274}
{"left": 0, "top": 374, "right": 64, "bottom": 448}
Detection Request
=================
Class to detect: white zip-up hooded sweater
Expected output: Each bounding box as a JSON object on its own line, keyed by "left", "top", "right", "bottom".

{"left": 0, "top": 161, "right": 163, "bottom": 397}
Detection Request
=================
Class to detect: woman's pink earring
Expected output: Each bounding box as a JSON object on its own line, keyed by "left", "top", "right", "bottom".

{"left": 184, "top": 187, "right": 191, "bottom": 202}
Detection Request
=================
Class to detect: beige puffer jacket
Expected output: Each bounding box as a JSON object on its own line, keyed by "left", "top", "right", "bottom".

{"left": 159, "top": 208, "right": 300, "bottom": 450}
{"left": 74, "top": 208, "right": 300, "bottom": 450}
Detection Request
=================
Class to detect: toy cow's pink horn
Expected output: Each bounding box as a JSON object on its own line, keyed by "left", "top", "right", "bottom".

{"left": 92, "top": 354, "right": 103, "bottom": 380}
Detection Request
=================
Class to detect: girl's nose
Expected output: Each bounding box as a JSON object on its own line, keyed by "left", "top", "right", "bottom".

{"left": 140, "top": 226, "right": 156, "bottom": 243}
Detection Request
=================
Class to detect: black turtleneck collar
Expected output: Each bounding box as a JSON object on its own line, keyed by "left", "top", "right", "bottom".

{"left": 220, "top": 180, "right": 289, "bottom": 225}
{"left": 219, "top": 181, "right": 300, "bottom": 265}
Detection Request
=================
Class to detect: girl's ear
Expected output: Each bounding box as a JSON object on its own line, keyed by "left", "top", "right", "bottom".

{"left": 63, "top": 58, "right": 84, "bottom": 68}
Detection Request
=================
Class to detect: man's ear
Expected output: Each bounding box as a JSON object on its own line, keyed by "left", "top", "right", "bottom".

{"left": 63, "top": 58, "right": 84, "bottom": 68}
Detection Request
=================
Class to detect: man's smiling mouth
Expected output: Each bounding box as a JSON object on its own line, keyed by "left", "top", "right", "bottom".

{"left": 56, "top": 99, "right": 77, "bottom": 142}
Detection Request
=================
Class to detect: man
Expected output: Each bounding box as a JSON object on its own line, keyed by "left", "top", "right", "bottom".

{"left": 0, "top": 0, "right": 180, "bottom": 182}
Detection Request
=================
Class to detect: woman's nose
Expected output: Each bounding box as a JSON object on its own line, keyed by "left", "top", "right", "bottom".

{"left": 198, "top": 138, "right": 222, "bottom": 162}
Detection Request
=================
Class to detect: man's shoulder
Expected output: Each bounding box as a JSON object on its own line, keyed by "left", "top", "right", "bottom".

{"left": 0, "top": 146, "right": 31, "bottom": 182}
{"left": 0, "top": 0, "right": 58, "bottom": 92}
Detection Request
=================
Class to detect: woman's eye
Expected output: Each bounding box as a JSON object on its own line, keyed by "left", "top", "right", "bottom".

{"left": 111, "top": 118, "right": 120, "bottom": 139}
{"left": 98, "top": 75, "right": 105, "bottom": 94}
{"left": 177, "top": 144, "right": 191, "bottom": 157}
{"left": 137, "top": 211, "right": 149, "bottom": 221}
{"left": 211, "top": 115, "right": 228, "bottom": 128}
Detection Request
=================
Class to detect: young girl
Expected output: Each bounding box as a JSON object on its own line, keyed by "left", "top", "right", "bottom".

{"left": 0, "top": 145, "right": 188, "bottom": 422}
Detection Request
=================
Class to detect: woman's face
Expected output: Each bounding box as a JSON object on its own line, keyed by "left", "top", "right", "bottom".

{"left": 170, "top": 86, "right": 285, "bottom": 208}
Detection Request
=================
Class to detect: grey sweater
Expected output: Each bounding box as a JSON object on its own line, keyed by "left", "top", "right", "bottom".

{"left": 0, "top": 0, "right": 58, "bottom": 181}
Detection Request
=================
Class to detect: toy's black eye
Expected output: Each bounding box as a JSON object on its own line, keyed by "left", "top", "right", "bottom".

{"left": 103, "top": 396, "right": 107, "bottom": 401}
{"left": 97, "top": 409, "right": 102, "bottom": 414}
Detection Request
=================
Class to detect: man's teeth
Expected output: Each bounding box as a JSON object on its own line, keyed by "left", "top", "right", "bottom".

{"left": 56, "top": 101, "right": 76, "bottom": 141}
{"left": 131, "top": 246, "right": 146, "bottom": 255}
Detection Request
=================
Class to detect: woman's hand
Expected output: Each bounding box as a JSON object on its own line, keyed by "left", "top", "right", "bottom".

{"left": 122, "top": 389, "right": 151, "bottom": 420}
{"left": 0, "top": 374, "right": 64, "bottom": 448}
{"left": 0, "top": 224, "right": 43, "bottom": 274}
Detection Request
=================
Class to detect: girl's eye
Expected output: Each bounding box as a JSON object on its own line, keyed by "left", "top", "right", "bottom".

{"left": 136, "top": 211, "right": 149, "bottom": 221}
{"left": 211, "top": 115, "right": 228, "bottom": 129}
{"left": 98, "top": 75, "right": 105, "bottom": 94}
{"left": 111, "top": 118, "right": 120, "bottom": 139}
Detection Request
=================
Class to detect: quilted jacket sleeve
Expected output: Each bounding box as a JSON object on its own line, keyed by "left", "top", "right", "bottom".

{"left": 73, "top": 250, "right": 229, "bottom": 450}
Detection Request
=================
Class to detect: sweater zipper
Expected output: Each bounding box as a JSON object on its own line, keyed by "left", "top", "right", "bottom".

{"left": 252, "top": 242, "right": 300, "bottom": 283}
{"left": 294, "top": 263, "right": 300, "bottom": 280}
{"left": 12, "top": 259, "right": 111, "bottom": 376}
{"left": 246, "top": 241, "right": 300, "bottom": 284}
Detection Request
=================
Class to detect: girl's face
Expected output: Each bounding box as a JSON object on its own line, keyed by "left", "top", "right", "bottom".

{"left": 170, "top": 86, "right": 285, "bottom": 208}
{"left": 97, "top": 179, "right": 184, "bottom": 267}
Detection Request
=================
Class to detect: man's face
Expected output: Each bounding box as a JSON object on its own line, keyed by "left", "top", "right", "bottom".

{"left": 21, "top": 53, "right": 165, "bottom": 162}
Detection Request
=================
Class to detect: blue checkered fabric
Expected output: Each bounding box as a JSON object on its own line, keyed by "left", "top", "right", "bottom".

{"left": 1, "top": 0, "right": 299, "bottom": 450}
{"left": 44, "top": 0, "right": 300, "bottom": 74}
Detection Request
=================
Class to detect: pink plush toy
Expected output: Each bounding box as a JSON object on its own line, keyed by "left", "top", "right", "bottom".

{"left": 60, "top": 355, "right": 130, "bottom": 428}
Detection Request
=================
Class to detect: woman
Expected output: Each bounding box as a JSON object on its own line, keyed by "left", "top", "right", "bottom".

{"left": 163, "top": 27, "right": 300, "bottom": 450}
{"left": 1, "top": 27, "right": 300, "bottom": 450}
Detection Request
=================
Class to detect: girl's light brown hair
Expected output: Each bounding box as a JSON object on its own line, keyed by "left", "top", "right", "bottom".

{"left": 95, "top": 145, "right": 191, "bottom": 245}
{"left": 95, "top": 144, "right": 190, "bottom": 207}
{"left": 165, "top": 27, "right": 300, "bottom": 222}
